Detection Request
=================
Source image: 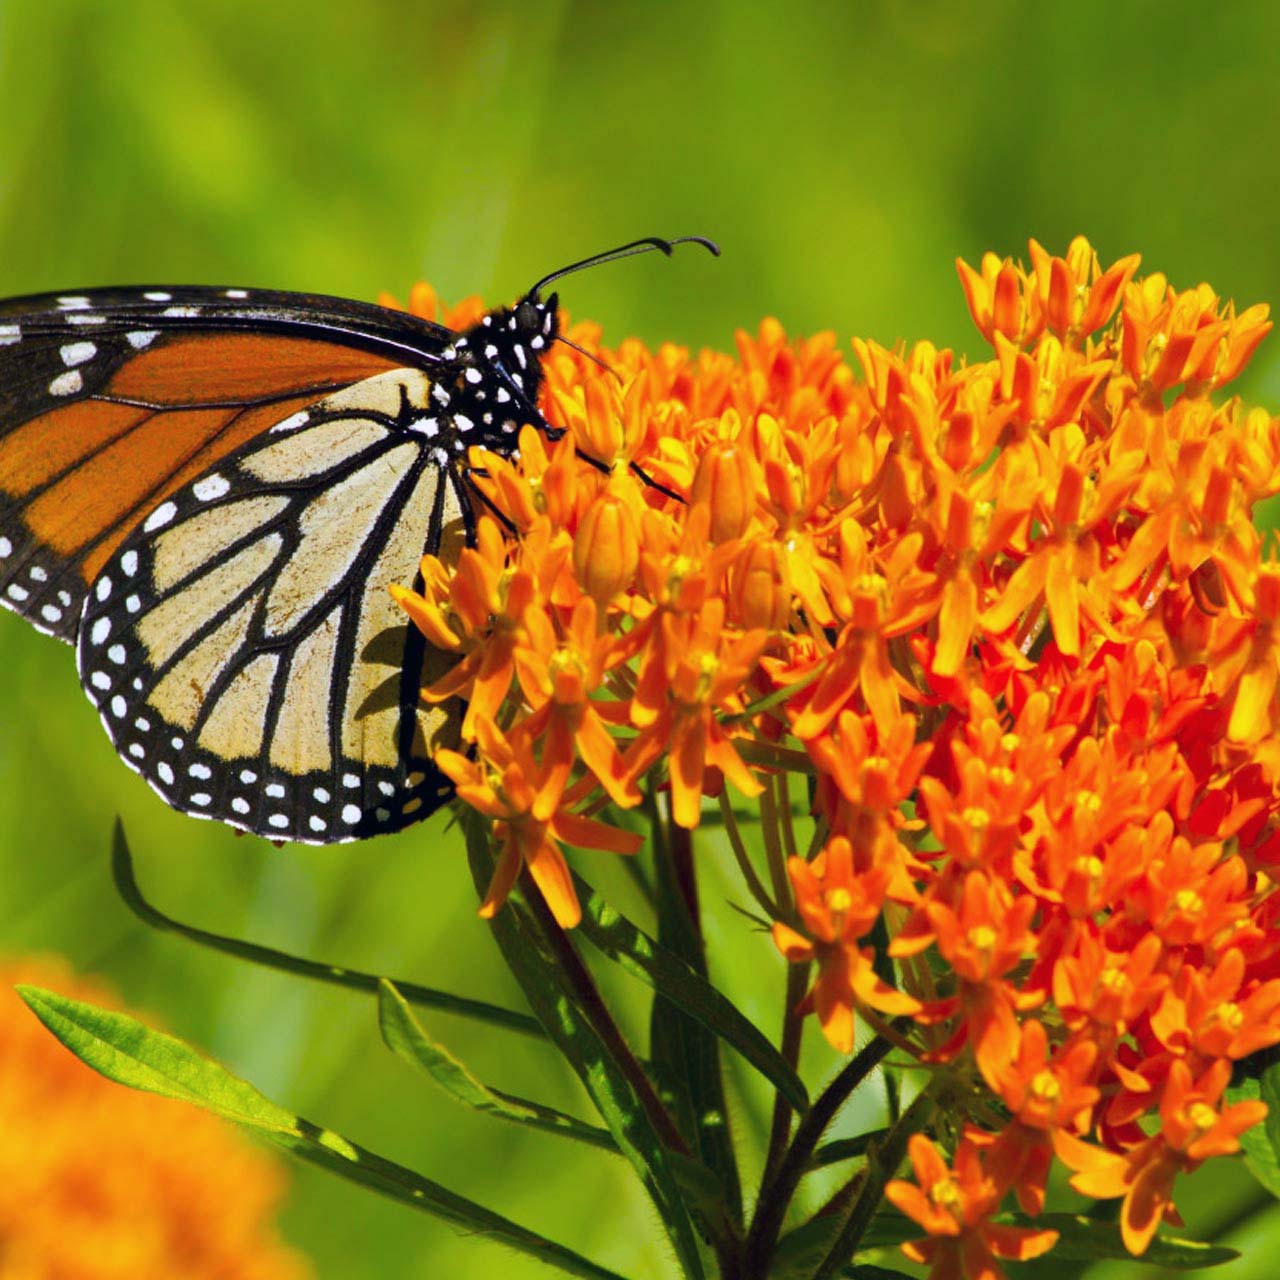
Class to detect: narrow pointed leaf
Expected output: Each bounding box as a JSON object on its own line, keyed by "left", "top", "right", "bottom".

{"left": 1229, "top": 1075, "right": 1280, "bottom": 1199}
{"left": 111, "top": 819, "right": 543, "bottom": 1039}
{"left": 377, "top": 979, "right": 616, "bottom": 1152}
{"left": 463, "top": 814, "right": 710, "bottom": 1279}
{"left": 572, "top": 868, "right": 808, "bottom": 1112}
{"left": 16, "top": 985, "right": 627, "bottom": 1280}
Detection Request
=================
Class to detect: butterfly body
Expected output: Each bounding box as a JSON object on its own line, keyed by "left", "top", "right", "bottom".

{"left": 0, "top": 236, "right": 716, "bottom": 842}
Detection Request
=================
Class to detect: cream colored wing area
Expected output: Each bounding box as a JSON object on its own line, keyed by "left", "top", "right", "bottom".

{"left": 136, "top": 533, "right": 282, "bottom": 670}
{"left": 263, "top": 441, "right": 419, "bottom": 637}
{"left": 196, "top": 652, "right": 281, "bottom": 759}
{"left": 146, "top": 593, "right": 262, "bottom": 732}
{"left": 242, "top": 418, "right": 390, "bottom": 483}
{"left": 268, "top": 605, "right": 343, "bottom": 774}
{"left": 341, "top": 463, "right": 444, "bottom": 767}
{"left": 312, "top": 367, "right": 433, "bottom": 417}
{"left": 152, "top": 496, "right": 289, "bottom": 594}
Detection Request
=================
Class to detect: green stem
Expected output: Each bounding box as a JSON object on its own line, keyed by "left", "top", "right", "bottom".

{"left": 741, "top": 1029, "right": 901, "bottom": 1280}
{"left": 718, "top": 791, "right": 783, "bottom": 920}
{"left": 810, "top": 1082, "right": 937, "bottom": 1279}
{"left": 760, "top": 958, "right": 810, "bottom": 1191}
{"left": 517, "top": 865, "right": 690, "bottom": 1156}
{"left": 757, "top": 780, "right": 791, "bottom": 910}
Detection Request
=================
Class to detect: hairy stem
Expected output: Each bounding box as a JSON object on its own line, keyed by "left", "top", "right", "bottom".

{"left": 741, "top": 1028, "right": 900, "bottom": 1279}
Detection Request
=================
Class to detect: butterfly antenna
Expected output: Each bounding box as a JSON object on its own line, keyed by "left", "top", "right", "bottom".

{"left": 528, "top": 235, "right": 720, "bottom": 298}
{"left": 554, "top": 332, "right": 623, "bottom": 384}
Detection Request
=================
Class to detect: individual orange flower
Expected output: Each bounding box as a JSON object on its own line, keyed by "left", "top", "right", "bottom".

{"left": 1150, "top": 947, "right": 1280, "bottom": 1061}
{"left": 512, "top": 596, "right": 639, "bottom": 819}
{"left": 1054, "top": 1058, "right": 1266, "bottom": 1255}
{"left": 392, "top": 516, "right": 550, "bottom": 739}
{"left": 886, "top": 1134, "right": 1058, "bottom": 1280}
{"left": 894, "top": 871, "right": 1040, "bottom": 1084}
{"left": 436, "top": 716, "right": 641, "bottom": 927}
{"left": 772, "top": 836, "right": 921, "bottom": 1052}
{"left": 629, "top": 596, "right": 767, "bottom": 829}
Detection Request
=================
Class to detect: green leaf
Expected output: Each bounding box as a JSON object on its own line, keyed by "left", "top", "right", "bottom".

{"left": 16, "top": 985, "right": 628, "bottom": 1280}
{"left": 377, "top": 979, "right": 616, "bottom": 1153}
{"left": 463, "top": 814, "right": 710, "bottom": 1279}
{"left": 645, "top": 809, "right": 743, "bottom": 1221}
{"left": 572, "top": 867, "right": 808, "bottom": 1112}
{"left": 110, "top": 819, "right": 543, "bottom": 1040}
{"left": 1229, "top": 1074, "right": 1280, "bottom": 1199}
{"left": 1003, "top": 1214, "right": 1237, "bottom": 1268}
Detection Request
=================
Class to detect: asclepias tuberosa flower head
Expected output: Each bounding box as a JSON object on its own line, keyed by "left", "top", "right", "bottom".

{"left": 391, "top": 240, "right": 1280, "bottom": 1274}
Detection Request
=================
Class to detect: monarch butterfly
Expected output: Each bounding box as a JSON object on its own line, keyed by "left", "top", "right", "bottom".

{"left": 0, "top": 235, "right": 719, "bottom": 844}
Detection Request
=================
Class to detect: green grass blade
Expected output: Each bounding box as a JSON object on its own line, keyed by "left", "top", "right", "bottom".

{"left": 15, "top": 985, "right": 628, "bottom": 1280}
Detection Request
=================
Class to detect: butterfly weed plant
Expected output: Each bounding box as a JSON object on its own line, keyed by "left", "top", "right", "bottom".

{"left": 22, "top": 238, "right": 1280, "bottom": 1279}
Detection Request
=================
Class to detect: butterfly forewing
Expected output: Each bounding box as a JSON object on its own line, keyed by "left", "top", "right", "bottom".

{"left": 75, "top": 369, "right": 466, "bottom": 843}
{"left": 0, "top": 286, "right": 453, "bottom": 643}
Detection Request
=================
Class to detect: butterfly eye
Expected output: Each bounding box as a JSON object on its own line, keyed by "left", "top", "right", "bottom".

{"left": 515, "top": 300, "right": 540, "bottom": 332}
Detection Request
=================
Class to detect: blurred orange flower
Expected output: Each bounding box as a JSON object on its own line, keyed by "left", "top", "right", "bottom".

{"left": 0, "top": 957, "right": 310, "bottom": 1280}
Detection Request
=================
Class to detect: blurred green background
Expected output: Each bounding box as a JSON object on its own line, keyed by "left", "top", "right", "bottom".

{"left": 2, "top": 2, "right": 1279, "bottom": 1277}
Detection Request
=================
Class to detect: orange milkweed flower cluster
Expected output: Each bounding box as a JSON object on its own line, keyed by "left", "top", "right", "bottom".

{"left": 392, "top": 242, "right": 1280, "bottom": 1270}
{"left": 0, "top": 957, "right": 311, "bottom": 1280}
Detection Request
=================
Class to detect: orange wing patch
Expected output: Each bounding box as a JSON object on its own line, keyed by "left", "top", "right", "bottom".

{"left": 108, "top": 335, "right": 399, "bottom": 403}
{"left": 0, "top": 335, "right": 411, "bottom": 589}
{"left": 24, "top": 408, "right": 239, "bottom": 576}
{"left": 0, "top": 401, "right": 152, "bottom": 497}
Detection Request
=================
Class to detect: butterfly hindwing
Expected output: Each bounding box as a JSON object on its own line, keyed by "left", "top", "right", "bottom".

{"left": 75, "top": 368, "right": 467, "bottom": 843}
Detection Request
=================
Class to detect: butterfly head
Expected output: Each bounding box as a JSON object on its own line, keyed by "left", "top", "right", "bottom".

{"left": 449, "top": 290, "right": 561, "bottom": 421}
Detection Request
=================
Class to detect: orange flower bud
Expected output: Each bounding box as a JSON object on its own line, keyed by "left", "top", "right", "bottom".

{"left": 728, "top": 538, "right": 791, "bottom": 630}
{"left": 573, "top": 493, "right": 639, "bottom": 602}
{"left": 689, "top": 441, "right": 756, "bottom": 543}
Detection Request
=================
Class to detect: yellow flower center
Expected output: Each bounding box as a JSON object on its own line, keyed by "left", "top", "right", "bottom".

{"left": 929, "top": 1176, "right": 963, "bottom": 1214}
{"left": 667, "top": 554, "right": 694, "bottom": 596}
{"left": 694, "top": 651, "right": 719, "bottom": 702}
{"left": 1174, "top": 888, "right": 1203, "bottom": 915}
{"left": 548, "top": 647, "right": 586, "bottom": 685}
{"left": 1075, "top": 790, "right": 1102, "bottom": 816}
{"left": 1001, "top": 732, "right": 1019, "bottom": 754}
{"left": 1030, "top": 1070, "right": 1061, "bottom": 1103}
{"left": 1100, "top": 966, "right": 1129, "bottom": 995}
{"left": 962, "top": 806, "right": 990, "bottom": 834}
{"left": 1212, "top": 1002, "right": 1243, "bottom": 1032}
{"left": 967, "top": 924, "right": 997, "bottom": 953}
{"left": 826, "top": 887, "right": 852, "bottom": 915}
{"left": 990, "top": 764, "right": 1015, "bottom": 788}
{"left": 1187, "top": 1102, "right": 1218, "bottom": 1136}
{"left": 1074, "top": 854, "right": 1104, "bottom": 890}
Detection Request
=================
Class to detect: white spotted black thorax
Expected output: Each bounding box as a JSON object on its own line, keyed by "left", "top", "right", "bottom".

{"left": 403, "top": 294, "right": 559, "bottom": 458}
